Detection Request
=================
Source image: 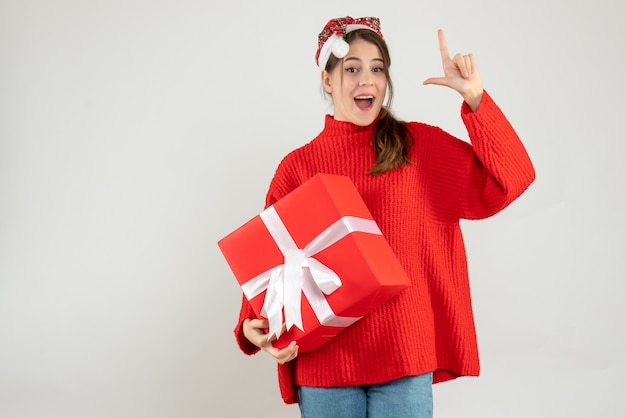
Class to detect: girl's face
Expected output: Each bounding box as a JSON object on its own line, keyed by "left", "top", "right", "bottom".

{"left": 322, "top": 38, "right": 387, "bottom": 126}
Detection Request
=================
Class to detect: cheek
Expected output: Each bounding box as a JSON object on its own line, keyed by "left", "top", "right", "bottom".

{"left": 340, "top": 74, "right": 360, "bottom": 90}
{"left": 376, "top": 79, "right": 388, "bottom": 95}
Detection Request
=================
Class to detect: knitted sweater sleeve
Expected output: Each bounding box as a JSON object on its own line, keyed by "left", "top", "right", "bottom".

{"left": 425, "top": 91, "right": 535, "bottom": 220}
{"left": 233, "top": 161, "right": 302, "bottom": 402}
{"left": 233, "top": 160, "right": 301, "bottom": 356}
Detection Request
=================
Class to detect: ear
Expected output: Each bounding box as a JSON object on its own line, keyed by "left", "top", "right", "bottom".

{"left": 321, "top": 70, "right": 333, "bottom": 94}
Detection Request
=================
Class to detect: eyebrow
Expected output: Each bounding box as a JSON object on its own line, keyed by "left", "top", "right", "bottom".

{"left": 344, "top": 57, "right": 384, "bottom": 63}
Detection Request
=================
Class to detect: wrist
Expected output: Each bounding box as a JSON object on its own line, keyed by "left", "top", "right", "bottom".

{"left": 463, "top": 88, "right": 484, "bottom": 112}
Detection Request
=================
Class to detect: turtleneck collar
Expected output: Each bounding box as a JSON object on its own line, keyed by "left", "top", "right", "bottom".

{"left": 321, "top": 114, "right": 379, "bottom": 144}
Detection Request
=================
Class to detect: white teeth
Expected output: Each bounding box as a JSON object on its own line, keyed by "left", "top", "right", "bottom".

{"left": 355, "top": 96, "right": 374, "bottom": 100}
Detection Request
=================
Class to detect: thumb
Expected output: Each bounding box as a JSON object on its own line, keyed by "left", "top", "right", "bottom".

{"left": 422, "top": 77, "right": 449, "bottom": 86}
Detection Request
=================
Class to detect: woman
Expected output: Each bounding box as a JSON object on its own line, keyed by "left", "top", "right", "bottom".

{"left": 234, "top": 16, "right": 535, "bottom": 417}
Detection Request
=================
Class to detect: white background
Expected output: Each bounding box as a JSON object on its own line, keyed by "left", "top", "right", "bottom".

{"left": 1, "top": 0, "right": 624, "bottom": 417}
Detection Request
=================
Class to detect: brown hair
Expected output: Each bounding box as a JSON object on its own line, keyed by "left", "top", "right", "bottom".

{"left": 325, "top": 29, "right": 413, "bottom": 175}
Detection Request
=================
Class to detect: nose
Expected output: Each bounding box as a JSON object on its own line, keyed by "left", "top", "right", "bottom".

{"left": 359, "top": 72, "right": 373, "bottom": 87}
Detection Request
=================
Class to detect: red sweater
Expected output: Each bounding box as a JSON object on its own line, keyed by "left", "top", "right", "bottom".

{"left": 234, "top": 91, "right": 535, "bottom": 404}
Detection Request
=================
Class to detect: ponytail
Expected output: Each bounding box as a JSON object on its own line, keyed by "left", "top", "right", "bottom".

{"left": 368, "top": 108, "right": 413, "bottom": 175}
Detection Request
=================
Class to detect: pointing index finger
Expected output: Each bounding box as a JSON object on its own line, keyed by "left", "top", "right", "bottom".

{"left": 437, "top": 28, "right": 450, "bottom": 60}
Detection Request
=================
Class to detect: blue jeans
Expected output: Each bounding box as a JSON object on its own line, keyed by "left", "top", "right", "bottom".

{"left": 297, "top": 373, "right": 433, "bottom": 418}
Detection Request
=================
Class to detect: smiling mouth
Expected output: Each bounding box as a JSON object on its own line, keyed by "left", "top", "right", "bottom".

{"left": 354, "top": 95, "right": 374, "bottom": 109}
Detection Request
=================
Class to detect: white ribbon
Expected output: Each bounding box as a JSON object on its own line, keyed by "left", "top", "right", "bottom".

{"left": 240, "top": 205, "right": 383, "bottom": 341}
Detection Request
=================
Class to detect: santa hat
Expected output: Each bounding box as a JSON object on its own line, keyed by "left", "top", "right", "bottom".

{"left": 315, "top": 16, "right": 383, "bottom": 71}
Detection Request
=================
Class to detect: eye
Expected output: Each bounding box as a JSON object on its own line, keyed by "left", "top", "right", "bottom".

{"left": 372, "top": 67, "right": 384, "bottom": 73}
{"left": 345, "top": 67, "right": 359, "bottom": 73}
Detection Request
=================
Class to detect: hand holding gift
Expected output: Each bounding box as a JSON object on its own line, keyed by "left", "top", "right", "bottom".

{"left": 242, "top": 319, "right": 298, "bottom": 364}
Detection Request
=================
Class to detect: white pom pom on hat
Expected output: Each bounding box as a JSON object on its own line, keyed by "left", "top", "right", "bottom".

{"left": 315, "top": 16, "right": 383, "bottom": 71}
{"left": 330, "top": 36, "right": 350, "bottom": 60}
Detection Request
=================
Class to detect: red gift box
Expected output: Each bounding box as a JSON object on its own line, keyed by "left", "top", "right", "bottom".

{"left": 218, "top": 173, "right": 410, "bottom": 352}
